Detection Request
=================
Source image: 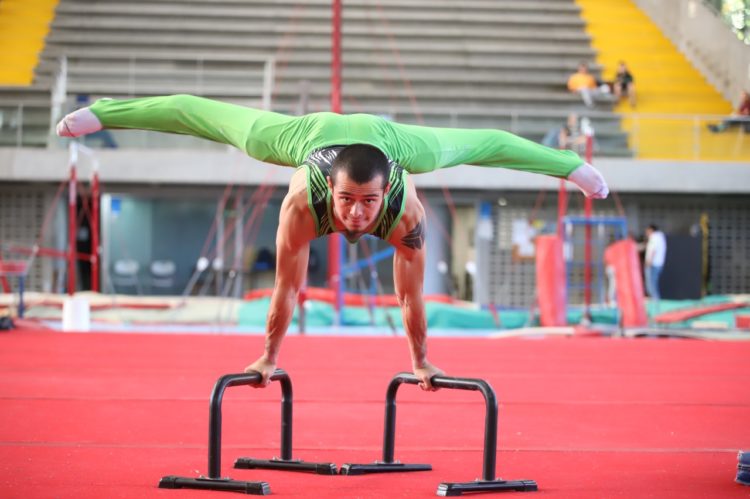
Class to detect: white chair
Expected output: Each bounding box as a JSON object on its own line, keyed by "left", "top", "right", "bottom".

{"left": 112, "top": 259, "right": 141, "bottom": 294}
{"left": 150, "top": 260, "right": 176, "bottom": 293}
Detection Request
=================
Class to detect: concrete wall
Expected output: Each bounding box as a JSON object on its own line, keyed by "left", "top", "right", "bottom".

{"left": 1, "top": 147, "right": 749, "bottom": 194}
{"left": 634, "top": 0, "right": 750, "bottom": 102}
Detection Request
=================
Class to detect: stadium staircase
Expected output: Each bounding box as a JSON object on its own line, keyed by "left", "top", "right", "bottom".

{"left": 576, "top": 0, "right": 749, "bottom": 161}
{"left": 0, "top": 0, "right": 58, "bottom": 147}
{"left": 5, "top": 0, "right": 733, "bottom": 158}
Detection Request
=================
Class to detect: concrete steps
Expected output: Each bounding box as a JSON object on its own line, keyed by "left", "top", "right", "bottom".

{"left": 0, "top": 0, "right": 633, "bottom": 155}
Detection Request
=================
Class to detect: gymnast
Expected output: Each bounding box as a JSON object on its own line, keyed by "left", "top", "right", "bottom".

{"left": 57, "top": 94, "right": 608, "bottom": 390}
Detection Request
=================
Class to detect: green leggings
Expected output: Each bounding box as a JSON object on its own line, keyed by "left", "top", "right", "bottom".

{"left": 89, "top": 94, "right": 583, "bottom": 177}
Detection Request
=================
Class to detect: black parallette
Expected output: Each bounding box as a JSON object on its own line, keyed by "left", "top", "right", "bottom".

{"left": 159, "top": 369, "right": 334, "bottom": 494}
{"left": 339, "top": 462, "right": 432, "bottom": 475}
{"left": 158, "top": 475, "right": 270, "bottom": 495}
{"left": 235, "top": 457, "right": 337, "bottom": 475}
{"left": 437, "top": 479, "right": 538, "bottom": 496}
{"left": 341, "top": 372, "right": 537, "bottom": 496}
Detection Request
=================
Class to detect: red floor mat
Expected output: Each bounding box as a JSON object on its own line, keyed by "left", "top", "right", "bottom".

{"left": 1, "top": 329, "right": 749, "bottom": 498}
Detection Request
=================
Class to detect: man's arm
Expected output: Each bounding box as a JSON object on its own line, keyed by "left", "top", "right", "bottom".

{"left": 245, "top": 188, "right": 312, "bottom": 386}
{"left": 393, "top": 218, "right": 444, "bottom": 391}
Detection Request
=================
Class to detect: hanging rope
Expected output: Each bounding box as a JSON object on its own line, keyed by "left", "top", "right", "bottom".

{"left": 370, "top": 3, "right": 424, "bottom": 124}
{"left": 528, "top": 190, "right": 547, "bottom": 223}
{"left": 357, "top": 237, "right": 398, "bottom": 335}
{"left": 271, "top": 3, "right": 307, "bottom": 105}
{"left": 611, "top": 190, "right": 626, "bottom": 218}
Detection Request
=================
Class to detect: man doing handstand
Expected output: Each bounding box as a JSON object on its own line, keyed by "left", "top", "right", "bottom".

{"left": 58, "top": 94, "right": 609, "bottom": 390}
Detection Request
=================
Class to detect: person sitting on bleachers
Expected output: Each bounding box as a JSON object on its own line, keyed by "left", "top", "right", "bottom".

{"left": 707, "top": 90, "right": 750, "bottom": 133}
{"left": 541, "top": 113, "right": 588, "bottom": 153}
{"left": 613, "top": 61, "right": 636, "bottom": 108}
{"left": 567, "top": 62, "right": 599, "bottom": 108}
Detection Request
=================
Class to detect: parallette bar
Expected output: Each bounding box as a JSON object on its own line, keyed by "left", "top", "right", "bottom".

{"left": 235, "top": 457, "right": 338, "bottom": 475}
{"left": 159, "top": 476, "right": 270, "bottom": 495}
{"left": 339, "top": 462, "right": 432, "bottom": 476}
{"left": 160, "top": 369, "right": 328, "bottom": 495}
{"left": 341, "top": 372, "right": 537, "bottom": 496}
{"left": 437, "top": 479, "right": 538, "bottom": 496}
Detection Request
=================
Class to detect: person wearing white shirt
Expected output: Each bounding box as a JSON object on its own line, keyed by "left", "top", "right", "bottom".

{"left": 644, "top": 225, "right": 667, "bottom": 300}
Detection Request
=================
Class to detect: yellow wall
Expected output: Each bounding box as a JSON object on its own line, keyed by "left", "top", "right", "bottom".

{"left": 575, "top": 0, "right": 749, "bottom": 161}
{"left": 0, "top": 0, "right": 58, "bottom": 85}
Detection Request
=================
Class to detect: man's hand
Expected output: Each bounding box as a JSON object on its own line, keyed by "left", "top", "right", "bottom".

{"left": 244, "top": 356, "right": 277, "bottom": 388}
{"left": 413, "top": 361, "right": 445, "bottom": 392}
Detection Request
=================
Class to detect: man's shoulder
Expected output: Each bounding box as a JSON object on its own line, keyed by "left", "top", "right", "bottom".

{"left": 280, "top": 186, "right": 316, "bottom": 237}
{"left": 284, "top": 186, "right": 314, "bottom": 215}
{"left": 386, "top": 178, "right": 423, "bottom": 247}
{"left": 279, "top": 184, "right": 312, "bottom": 226}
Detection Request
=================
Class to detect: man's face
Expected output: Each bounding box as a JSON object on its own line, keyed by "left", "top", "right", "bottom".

{"left": 328, "top": 170, "right": 389, "bottom": 238}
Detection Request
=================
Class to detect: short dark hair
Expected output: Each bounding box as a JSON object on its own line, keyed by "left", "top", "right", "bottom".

{"left": 331, "top": 144, "right": 389, "bottom": 188}
{"left": 647, "top": 224, "right": 658, "bottom": 231}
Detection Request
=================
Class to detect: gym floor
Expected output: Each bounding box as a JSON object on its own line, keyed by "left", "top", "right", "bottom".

{"left": 1, "top": 325, "right": 748, "bottom": 498}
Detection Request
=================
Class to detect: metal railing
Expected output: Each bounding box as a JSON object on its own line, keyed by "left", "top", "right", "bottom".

{"left": 624, "top": 112, "right": 750, "bottom": 160}
{"left": 634, "top": 0, "right": 750, "bottom": 101}
{"left": 2, "top": 100, "right": 749, "bottom": 161}
{"left": 16, "top": 54, "right": 274, "bottom": 149}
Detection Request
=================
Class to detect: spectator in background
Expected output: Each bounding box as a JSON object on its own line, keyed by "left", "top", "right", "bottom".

{"left": 613, "top": 61, "right": 636, "bottom": 108}
{"left": 644, "top": 224, "right": 667, "bottom": 300}
{"left": 567, "top": 62, "right": 599, "bottom": 108}
{"left": 707, "top": 90, "right": 750, "bottom": 132}
{"left": 541, "top": 113, "right": 588, "bottom": 153}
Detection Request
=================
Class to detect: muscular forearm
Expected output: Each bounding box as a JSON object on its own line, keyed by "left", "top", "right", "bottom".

{"left": 263, "top": 287, "right": 298, "bottom": 362}
{"left": 400, "top": 298, "right": 428, "bottom": 368}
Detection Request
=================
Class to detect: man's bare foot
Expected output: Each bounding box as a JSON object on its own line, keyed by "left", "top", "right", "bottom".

{"left": 568, "top": 162, "right": 609, "bottom": 199}
{"left": 56, "top": 108, "right": 102, "bottom": 137}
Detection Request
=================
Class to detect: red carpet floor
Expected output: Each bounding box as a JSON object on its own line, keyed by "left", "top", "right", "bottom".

{"left": 1, "top": 327, "right": 749, "bottom": 498}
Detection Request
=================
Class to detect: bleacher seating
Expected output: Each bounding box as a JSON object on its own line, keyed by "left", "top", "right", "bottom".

{"left": 0, "top": 87, "right": 52, "bottom": 148}
{"left": 0, "top": 0, "right": 631, "bottom": 156}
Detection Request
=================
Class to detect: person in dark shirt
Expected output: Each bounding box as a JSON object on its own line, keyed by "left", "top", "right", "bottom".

{"left": 613, "top": 61, "right": 636, "bottom": 108}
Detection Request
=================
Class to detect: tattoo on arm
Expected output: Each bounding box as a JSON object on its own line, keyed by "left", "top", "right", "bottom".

{"left": 401, "top": 218, "right": 425, "bottom": 249}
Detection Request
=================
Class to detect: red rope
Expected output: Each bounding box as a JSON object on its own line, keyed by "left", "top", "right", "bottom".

{"left": 271, "top": 4, "right": 307, "bottom": 104}
{"left": 244, "top": 183, "right": 278, "bottom": 248}
{"left": 76, "top": 183, "right": 92, "bottom": 227}
{"left": 611, "top": 190, "right": 626, "bottom": 218}
{"left": 35, "top": 179, "right": 68, "bottom": 249}
{"left": 210, "top": 180, "right": 276, "bottom": 264}
{"left": 0, "top": 179, "right": 70, "bottom": 292}
{"left": 371, "top": 3, "right": 424, "bottom": 124}
{"left": 197, "top": 184, "right": 235, "bottom": 261}
{"left": 240, "top": 184, "right": 271, "bottom": 242}
{"left": 209, "top": 185, "right": 246, "bottom": 263}
{"left": 529, "top": 190, "right": 547, "bottom": 223}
